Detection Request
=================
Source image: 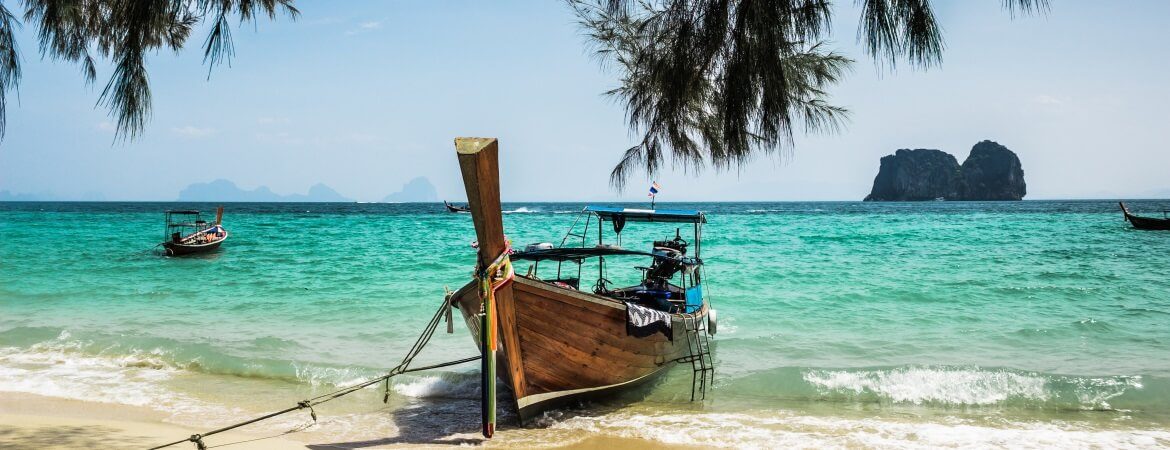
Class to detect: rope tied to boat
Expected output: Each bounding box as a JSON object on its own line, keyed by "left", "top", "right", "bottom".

{"left": 148, "top": 295, "right": 481, "bottom": 450}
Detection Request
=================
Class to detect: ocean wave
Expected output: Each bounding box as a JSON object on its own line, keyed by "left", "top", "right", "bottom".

{"left": 0, "top": 328, "right": 384, "bottom": 389}
{"left": 804, "top": 367, "right": 1047, "bottom": 405}
{"left": 0, "top": 333, "right": 228, "bottom": 419}
{"left": 292, "top": 363, "right": 381, "bottom": 388}
{"left": 391, "top": 373, "right": 480, "bottom": 400}
{"left": 801, "top": 366, "right": 1142, "bottom": 410}
{"left": 503, "top": 207, "right": 538, "bottom": 214}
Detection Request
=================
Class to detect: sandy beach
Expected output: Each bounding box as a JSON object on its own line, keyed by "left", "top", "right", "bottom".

{"left": 0, "top": 392, "right": 305, "bottom": 449}
{"left": 0, "top": 392, "right": 685, "bottom": 449}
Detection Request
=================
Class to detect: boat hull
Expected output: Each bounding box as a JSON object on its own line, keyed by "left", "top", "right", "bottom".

{"left": 162, "top": 235, "right": 227, "bottom": 256}
{"left": 1126, "top": 215, "right": 1170, "bottom": 230}
{"left": 1120, "top": 202, "right": 1170, "bottom": 230}
{"left": 452, "top": 276, "right": 706, "bottom": 423}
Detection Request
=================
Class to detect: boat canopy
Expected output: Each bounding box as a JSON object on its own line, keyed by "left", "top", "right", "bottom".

{"left": 512, "top": 247, "right": 701, "bottom": 264}
{"left": 585, "top": 206, "right": 706, "bottom": 224}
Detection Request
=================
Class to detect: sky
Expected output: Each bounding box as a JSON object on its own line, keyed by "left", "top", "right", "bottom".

{"left": 1, "top": 1, "right": 1168, "bottom": 202}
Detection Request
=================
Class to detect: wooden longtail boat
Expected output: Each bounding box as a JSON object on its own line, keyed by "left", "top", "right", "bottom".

{"left": 444, "top": 200, "right": 471, "bottom": 213}
{"left": 161, "top": 207, "right": 229, "bottom": 256}
{"left": 1120, "top": 202, "right": 1170, "bottom": 230}
{"left": 448, "top": 138, "right": 716, "bottom": 427}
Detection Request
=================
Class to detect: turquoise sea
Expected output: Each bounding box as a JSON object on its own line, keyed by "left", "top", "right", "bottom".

{"left": 2, "top": 200, "right": 1170, "bottom": 448}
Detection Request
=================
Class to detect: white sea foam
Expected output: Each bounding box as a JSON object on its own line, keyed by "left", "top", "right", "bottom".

{"left": 392, "top": 375, "right": 480, "bottom": 399}
{"left": 292, "top": 363, "right": 375, "bottom": 388}
{"left": 503, "top": 207, "right": 538, "bottom": 214}
{"left": 801, "top": 367, "right": 1144, "bottom": 410}
{"left": 0, "top": 335, "right": 250, "bottom": 428}
{"left": 803, "top": 367, "right": 1050, "bottom": 405}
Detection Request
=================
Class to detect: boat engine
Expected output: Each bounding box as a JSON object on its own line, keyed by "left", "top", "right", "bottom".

{"left": 652, "top": 228, "right": 688, "bottom": 255}
{"left": 647, "top": 230, "right": 688, "bottom": 280}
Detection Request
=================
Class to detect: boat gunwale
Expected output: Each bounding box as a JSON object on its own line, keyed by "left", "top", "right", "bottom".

{"left": 455, "top": 275, "right": 709, "bottom": 322}
{"left": 166, "top": 230, "right": 230, "bottom": 249}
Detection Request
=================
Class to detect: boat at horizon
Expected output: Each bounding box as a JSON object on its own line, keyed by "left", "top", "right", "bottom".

{"left": 444, "top": 200, "right": 471, "bottom": 213}
{"left": 1119, "top": 202, "right": 1170, "bottom": 230}
{"left": 447, "top": 138, "right": 715, "bottom": 429}
{"left": 160, "top": 207, "right": 228, "bottom": 256}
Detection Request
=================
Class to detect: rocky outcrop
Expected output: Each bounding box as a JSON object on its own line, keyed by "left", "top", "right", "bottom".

{"left": 864, "top": 140, "right": 1026, "bottom": 201}
{"left": 863, "top": 149, "right": 962, "bottom": 201}
{"left": 959, "top": 140, "right": 1026, "bottom": 200}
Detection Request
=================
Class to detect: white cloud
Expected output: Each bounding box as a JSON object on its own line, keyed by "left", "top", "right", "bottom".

{"left": 171, "top": 126, "right": 216, "bottom": 138}
{"left": 1032, "top": 95, "right": 1065, "bottom": 106}
{"left": 95, "top": 121, "right": 116, "bottom": 132}
{"left": 345, "top": 21, "right": 382, "bottom": 35}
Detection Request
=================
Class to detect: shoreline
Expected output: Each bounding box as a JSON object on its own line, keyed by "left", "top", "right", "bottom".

{"left": 0, "top": 391, "right": 683, "bottom": 449}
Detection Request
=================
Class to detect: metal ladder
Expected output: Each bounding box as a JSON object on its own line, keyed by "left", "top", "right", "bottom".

{"left": 559, "top": 209, "right": 591, "bottom": 248}
{"left": 681, "top": 314, "right": 714, "bottom": 401}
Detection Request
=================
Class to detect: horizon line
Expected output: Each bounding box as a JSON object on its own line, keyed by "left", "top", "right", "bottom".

{"left": 2, "top": 198, "right": 1167, "bottom": 204}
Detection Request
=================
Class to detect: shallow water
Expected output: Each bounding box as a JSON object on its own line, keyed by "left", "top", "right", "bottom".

{"left": 2, "top": 200, "right": 1169, "bottom": 447}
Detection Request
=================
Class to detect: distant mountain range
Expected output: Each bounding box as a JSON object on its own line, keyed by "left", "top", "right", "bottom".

{"left": 382, "top": 177, "right": 438, "bottom": 202}
{"left": 173, "top": 178, "right": 440, "bottom": 202}
{"left": 177, "top": 179, "right": 352, "bottom": 202}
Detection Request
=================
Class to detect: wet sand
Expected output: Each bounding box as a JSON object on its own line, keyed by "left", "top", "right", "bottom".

{"left": 0, "top": 392, "right": 687, "bottom": 449}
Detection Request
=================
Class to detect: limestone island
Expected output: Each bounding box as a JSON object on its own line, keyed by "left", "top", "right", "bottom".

{"left": 864, "top": 140, "right": 1026, "bottom": 201}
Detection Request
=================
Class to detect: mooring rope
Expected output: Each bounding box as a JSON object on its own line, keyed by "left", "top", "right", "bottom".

{"left": 148, "top": 295, "right": 480, "bottom": 450}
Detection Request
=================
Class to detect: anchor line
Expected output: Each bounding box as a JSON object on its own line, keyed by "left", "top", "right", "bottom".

{"left": 148, "top": 295, "right": 479, "bottom": 450}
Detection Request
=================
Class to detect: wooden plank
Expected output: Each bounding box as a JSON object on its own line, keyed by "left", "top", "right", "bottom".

{"left": 514, "top": 309, "right": 666, "bottom": 361}
{"left": 518, "top": 330, "right": 658, "bottom": 385}
{"left": 513, "top": 290, "right": 670, "bottom": 356}
{"left": 454, "top": 138, "right": 529, "bottom": 404}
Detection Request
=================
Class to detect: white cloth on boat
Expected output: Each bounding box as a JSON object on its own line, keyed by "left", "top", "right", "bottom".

{"left": 625, "top": 302, "right": 672, "bottom": 340}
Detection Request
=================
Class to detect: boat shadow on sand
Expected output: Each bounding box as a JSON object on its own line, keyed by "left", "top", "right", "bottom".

{"left": 305, "top": 386, "right": 517, "bottom": 448}
{"left": 304, "top": 375, "right": 673, "bottom": 448}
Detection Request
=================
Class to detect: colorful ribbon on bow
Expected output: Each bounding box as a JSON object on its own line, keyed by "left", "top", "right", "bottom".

{"left": 477, "top": 240, "right": 513, "bottom": 438}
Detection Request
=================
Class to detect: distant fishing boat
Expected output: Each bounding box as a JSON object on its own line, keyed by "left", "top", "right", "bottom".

{"left": 444, "top": 200, "right": 471, "bottom": 213}
{"left": 161, "top": 207, "right": 228, "bottom": 256}
{"left": 1120, "top": 202, "right": 1170, "bottom": 230}
{"left": 448, "top": 138, "right": 715, "bottom": 429}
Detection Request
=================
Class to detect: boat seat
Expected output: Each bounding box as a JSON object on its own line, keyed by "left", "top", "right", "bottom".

{"left": 548, "top": 278, "right": 579, "bottom": 290}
